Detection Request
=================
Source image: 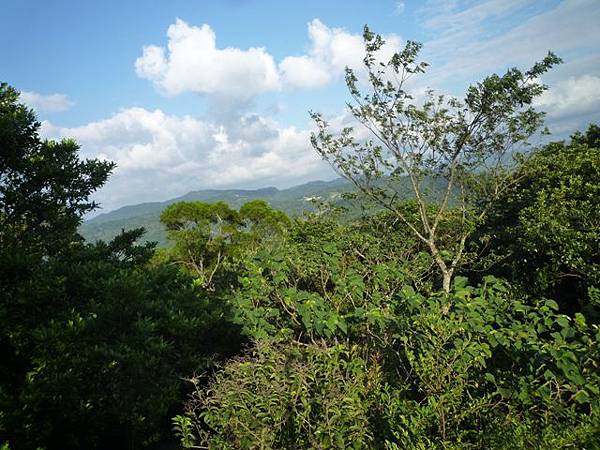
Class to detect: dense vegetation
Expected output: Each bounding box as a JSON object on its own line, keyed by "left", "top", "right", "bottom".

{"left": 1, "top": 29, "right": 599, "bottom": 450}
{"left": 0, "top": 83, "right": 243, "bottom": 449}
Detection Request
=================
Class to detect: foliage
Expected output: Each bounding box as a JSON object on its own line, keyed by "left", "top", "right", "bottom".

{"left": 159, "top": 199, "right": 291, "bottom": 289}
{"left": 160, "top": 201, "right": 241, "bottom": 289}
{"left": 0, "top": 85, "right": 242, "bottom": 449}
{"left": 478, "top": 124, "right": 600, "bottom": 320}
{"left": 181, "top": 275, "right": 599, "bottom": 449}
{"left": 183, "top": 342, "right": 383, "bottom": 450}
{"left": 172, "top": 414, "right": 196, "bottom": 449}
{"left": 230, "top": 212, "right": 433, "bottom": 343}
{"left": 0, "top": 83, "right": 114, "bottom": 257}
{"left": 382, "top": 277, "right": 599, "bottom": 449}
{"left": 1, "top": 230, "right": 242, "bottom": 449}
{"left": 310, "top": 27, "right": 561, "bottom": 291}
{"left": 238, "top": 199, "right": 291, "bottom": 246}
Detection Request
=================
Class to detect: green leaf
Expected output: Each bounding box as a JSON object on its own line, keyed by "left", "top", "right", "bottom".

{"left": 573, "top": 390, "right": 590, "bottom": 404}
{"left": 484, "top": 373, "right": 496, "bottom": 383}
{"left": 545, "top": 299, "right": 559, "bottom": 311}
{"left": 556, "top": 316, "right": 570, "bottom": 328}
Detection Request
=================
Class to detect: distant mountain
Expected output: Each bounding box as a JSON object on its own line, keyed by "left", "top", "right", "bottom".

{"left": 79, "top": 178, "right": 355, "bottom": 246}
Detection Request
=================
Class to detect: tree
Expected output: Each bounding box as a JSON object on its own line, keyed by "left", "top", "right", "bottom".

{"left": 1, "top": 231, "right": 242, "bottom": 449}
{"left": 1, "top": 83, "right": 116, "bottom": 420}
{"left": 160, "top": 201, "right": 240, "bottom": 289}
{"left": 0, "top": 85, "right": 243, "bottom": 449}
{"left": 182, "top": 342, "right": 381, "bottom": 450}
{"left": 238, "top": 199, "right": 291, "bottom": 241}
{"left": 0, "top": 83, "right": 114, "bottom": 257}
{"left": 310, "top": 28, "right": 562, "bottom": 292}
{"left": 159, "top": 200, "right": 291, "bottom": 290}
{"left": 478, "top": 124, "right": 600, "bottom": 319}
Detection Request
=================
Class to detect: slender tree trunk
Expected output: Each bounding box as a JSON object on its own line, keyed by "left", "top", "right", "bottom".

{"left": 428, "top": 240, "right": 454, "bottom": 293}
{"left": 442, "top": 270, "right": 452, "bottom": 294}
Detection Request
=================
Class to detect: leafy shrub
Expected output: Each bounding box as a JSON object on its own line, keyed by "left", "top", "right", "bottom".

{"left": 1, "top": 230, "right": 243, "bottom": 449}
{"left": 181, "top": 274, "right": 600, "bottom": 449}
{"left": 231, "top": 213, "right": 431, "bottom": 343}
{"left": 182, "top": 342, "right": 384, "bottom": 449}
{"left": 383, "top": 277, "right": 599, "bottom": 449}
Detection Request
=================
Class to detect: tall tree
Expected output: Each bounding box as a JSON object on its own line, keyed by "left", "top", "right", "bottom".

{"left": 159, "top": 199, "right": 291, "bottom": 289}
{"left": 0, "top": 84, "right": 243, "bottom": 449}
{"left": 310, "top": 28, "right": 561, "bottom": 291}
{"left": 160, "top": 201, "right": 241, "bottom": 289}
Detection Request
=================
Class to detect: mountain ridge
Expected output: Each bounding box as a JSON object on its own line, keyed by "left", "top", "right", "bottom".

{"left": 80, "top": 178, "right": 353, "bottom": 245}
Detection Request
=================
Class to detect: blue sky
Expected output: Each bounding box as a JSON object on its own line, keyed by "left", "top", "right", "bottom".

{"left": 2, "top": 0, "right": 599, "bottom": 212}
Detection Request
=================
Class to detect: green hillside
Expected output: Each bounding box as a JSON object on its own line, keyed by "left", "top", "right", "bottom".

{"left": 79, "top": 178, "right": 354, "bottom": 245}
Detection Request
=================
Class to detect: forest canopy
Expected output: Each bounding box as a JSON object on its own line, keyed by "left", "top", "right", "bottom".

{"left": 1, "top": 26, "right": 599, "bottom": 450}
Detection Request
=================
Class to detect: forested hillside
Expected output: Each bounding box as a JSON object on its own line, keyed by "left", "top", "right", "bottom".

{"left": 79, "top": 179, "right": 354, "bottom": 245}
{"left": 1, "top": 26, "right": 599, "bottom": 450}
{"left": 80, "top": 177, "right": 449, "bottom": 246}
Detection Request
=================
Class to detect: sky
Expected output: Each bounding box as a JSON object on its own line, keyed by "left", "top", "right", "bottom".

{"left": 2, "top": 0, "right": 600, "bottom": 213}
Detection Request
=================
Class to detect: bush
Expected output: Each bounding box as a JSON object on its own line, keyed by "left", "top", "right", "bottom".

{"left": 180, "top": 272, "right": 600, "bottom": 449}
{"left": 181, "top": 342, "right": 383, "bottom": 449}
{"left": 1, "top": 230, "right": 243, "bottom": 449}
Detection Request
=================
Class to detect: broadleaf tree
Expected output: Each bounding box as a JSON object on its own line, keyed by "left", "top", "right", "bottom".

{"left": 160, "top": 201, "right": 240, "bottom": 289}
{"left": 310, "top": 27, "right": 562, "bottom": 291}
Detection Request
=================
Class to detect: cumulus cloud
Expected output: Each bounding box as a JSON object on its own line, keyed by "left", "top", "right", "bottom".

{"left": 280, "top": 19, "right": 402, "bottom": 89}
{"left": 41, "top": 108, "right": 332, "bottom": 212}
{"left": 136, "top": 18, "right": 403, "bottom": 96}
{"left": 19, "top": 91, "right": 73, "bottom": 112}
{"left": 135, "top": 19, "right": 281, "bottom": 101}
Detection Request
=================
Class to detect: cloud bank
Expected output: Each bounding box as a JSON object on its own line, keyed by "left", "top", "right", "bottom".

{"left": 41, "top": 108, "right": 331, "bottom": 213}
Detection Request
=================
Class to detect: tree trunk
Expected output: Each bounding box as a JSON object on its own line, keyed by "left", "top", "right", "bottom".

{"left": 442, "top": 270, "right": 452, "bottom": 294}
{"left": 428, "top": 241, "right": 453, "bottom": 293}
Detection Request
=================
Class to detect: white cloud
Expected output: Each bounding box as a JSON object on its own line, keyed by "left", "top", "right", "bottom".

{"left": 135, "top": 18, "right": 281, "bottom": 101}
{"left": 280, "top": 19, "right": 403, "bottom": 89}
{"left": 534, "top": 75, "right": 600, "bottom": 133}
{"left": 394, "top": 1, "right": 406, "bottom": 15}
{"left": 279, "top": 55, "right": 331, "bottom": 89}
{"left": 20, "top": 91, "right": 73, "bottom": 112}
{"left": 41, "top": 108, "right": 332, "bottom": 212}
{"left": 136, "top": 18, "right": 404, "bottom": 96}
